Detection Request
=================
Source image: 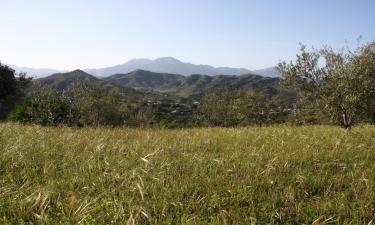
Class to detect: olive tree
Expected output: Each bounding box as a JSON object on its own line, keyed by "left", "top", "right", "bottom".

{"left": 278, "top": 41, "right": 375, "bottom": 129}
{"left": 24, "top": 85, "right": 79, "bottom": 126}
{"left": 197, "top": 89, "right": 241, "bottom": 127}
{"left": 68, "top": 82, "right": 124, "bottom": 127}
{"left": 350, "top": 42, "right": 375, "bottom": 123}
{"left": 235, "top": 90, "right": 271, "bottom": 126}
{"left": 197, "top": 89, "right": 272, "bottom": 127}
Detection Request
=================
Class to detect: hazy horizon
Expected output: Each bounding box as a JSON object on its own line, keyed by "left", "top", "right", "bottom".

{"left": 1, "top": 0, "right": 375, "bottom": 70}
{"left": 8, "top": 56, "right": 256, "bottom": 71}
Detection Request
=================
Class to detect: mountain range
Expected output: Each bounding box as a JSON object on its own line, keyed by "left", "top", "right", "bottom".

{"left": 8, "top": 65, "right": 63, "bottom": 78}
{"left": 85, "top": 57, "right": 254, "bottom": 77}
{"left": 35, "top": 69, "right": 280, "bottom": 99}
{"left": 9, "top": 57, "right": 280, "bottom": 78}
{"left": 252, "top": 67, "right": 281, "bottom": 77}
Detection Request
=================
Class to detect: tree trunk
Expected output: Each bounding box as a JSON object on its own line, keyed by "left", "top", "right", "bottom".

{"left": 341, "top": 111, "right": 352, "bottom": 131}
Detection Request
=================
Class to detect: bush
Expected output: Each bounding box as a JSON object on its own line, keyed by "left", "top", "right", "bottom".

{"left": 4, "top": 101, "right": 32, "bottom": 122}
{"left": 0, "top": 63, "right": 17, "bottom": 100}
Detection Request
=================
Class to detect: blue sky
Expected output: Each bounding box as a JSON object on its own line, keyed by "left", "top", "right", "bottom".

{"left": 1, "top": 0, "right": 374, "bottom": 70}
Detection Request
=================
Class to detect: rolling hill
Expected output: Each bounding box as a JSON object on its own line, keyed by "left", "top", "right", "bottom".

{"left": 104, "top": 70, "right": 185, "bottom": 89}
{"left": 34, "top": 69, "right": 280, "bottom": 99}
{"left": 252, "top": 66, "right": 281, "bottom": 77}
{"left": 33, "top": 70, "right": 142, "bottom": 98}
{"left": 35, "top": 70, "right": 109, "bottom": 91}
{"left": 103, "top": 70, "right": 280, "bottom": 98}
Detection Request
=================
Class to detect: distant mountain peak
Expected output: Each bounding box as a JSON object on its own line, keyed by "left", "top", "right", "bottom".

{"left": 84, "top": 57, "right": 253, "bottom": 77}
{"left": 71, "top": 69, "right": 87, "bottom": 74}
{"left": 154, "top": 57, "right": 181, "bottom": 63}
{"left": 126, "top": 58, "right": 152, "bottom": 64}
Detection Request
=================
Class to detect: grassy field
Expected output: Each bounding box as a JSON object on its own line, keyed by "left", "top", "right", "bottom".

{"left": 0, "top": 123, "right": 374, "bottom": 224}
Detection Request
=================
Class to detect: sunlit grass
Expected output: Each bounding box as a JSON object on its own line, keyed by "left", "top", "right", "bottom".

{"left": 0, "top": 123, "right": 374, "bottom": 224}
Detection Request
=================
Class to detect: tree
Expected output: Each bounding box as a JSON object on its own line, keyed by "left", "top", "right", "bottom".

{"left": 0, "top": 62, "right": 32, "bottom": 120}
{"left": 235, "top": 91, "right": 271, "bottom": 126}
{"left": 68, "top": 82, "right": 124, "bottom": 127}
{"left": 197, "top": 89, "right": 273, "bottom": 127}
{"left": 350, "top": 42, "right": 375, "bottom": 124}
{"left": 7, "top": 80, "right": 155, "bottom": 127}
{"left": 278, "top": 41, "right": 375, "bottom": 129}
{"left": 22, "top": 85, "right": 80, "bottom": 126}
{"left": 0, "top": 63, "right": 17, "bottom": 99}
{"left": 197, "top": 89, "right": 240, "bottom": 127}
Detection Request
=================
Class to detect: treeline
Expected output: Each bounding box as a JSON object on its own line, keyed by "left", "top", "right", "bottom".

{"left": 196, "top": 89, "right": 290, "bottom": 127}
{"left": 5, "top": 83, "right": 156, "bottom": 127}
{"left": 1, "top": 41, "right": 374, "bottom": 129}
{"left": 5, "top": 83, "right": 290, "bottom": 128}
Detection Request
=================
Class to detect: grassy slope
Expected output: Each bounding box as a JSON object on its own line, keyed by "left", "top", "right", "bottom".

{"left": 0, "top": 123, "right": 374, "bottom": 224}
{"left": 103, "top": 70, "right": 280, "bottom": 99}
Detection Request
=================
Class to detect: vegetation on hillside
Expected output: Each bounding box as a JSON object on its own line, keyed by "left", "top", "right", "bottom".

{"left": 102, "top": 70, "right": 279, "bottom": 99}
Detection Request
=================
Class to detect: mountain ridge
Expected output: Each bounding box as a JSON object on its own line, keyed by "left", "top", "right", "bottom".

{"left": 84, "top": 57, "right": 253, "bottom": 77}
{"left": 35, "top": 69, "right": 280, "bottom": 99}
{"left": 35, "top": 69, "right": 113, "bottom": 91}
{"left": 8, "top": 57, "right": 280, "bottom": 78}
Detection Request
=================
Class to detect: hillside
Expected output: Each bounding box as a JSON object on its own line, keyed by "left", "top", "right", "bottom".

{"left": 104, "top": 70, "right": 280, "bottom": 98}
{"left": 252, "top": 66, "right": 281, "bottom": 77}
{"left": 34, "top": 69, "right": 280, "bottom": 99}
{"left": 33, "top": 69, "right": 146, "bottom": 99}
{"left": 104, "top": 70, "right": 185, "bottom": 89}
{"left": 35, "top": 69, "right": 107, "bottom": 91}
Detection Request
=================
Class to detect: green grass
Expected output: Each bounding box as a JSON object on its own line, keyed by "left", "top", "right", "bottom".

{"left": 0, "top": 123, "right": 374, "bottom": 224}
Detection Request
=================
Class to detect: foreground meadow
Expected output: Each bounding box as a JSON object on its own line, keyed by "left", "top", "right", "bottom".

{"left": 0, "top": 123, "right": 374, "bottom": 224}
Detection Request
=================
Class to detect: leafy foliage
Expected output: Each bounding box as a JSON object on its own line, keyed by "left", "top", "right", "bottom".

{"left": 0, "top": 63, "right": 17, "bottom": 99}
{"left": 21, "top": 85, "right": 80, "bottom": 126}
{"left": 67, "top": 82, "right": 123, "bottom": 126}
{"left": 0, "top": 62, "right": 32, "bottom": 120}
{"left": 197, "top": 90, "right": 283, "bottom": 127}
{"left": 279, "top": 41, "right": 375, "bottom": 129}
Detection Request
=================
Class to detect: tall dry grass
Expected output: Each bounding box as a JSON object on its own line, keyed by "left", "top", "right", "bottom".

{"left": 0, "top": 123, "right": 374, "bottom": 224}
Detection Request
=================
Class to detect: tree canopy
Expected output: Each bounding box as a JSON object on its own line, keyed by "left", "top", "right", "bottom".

{"left": 278, "top": 41, "right": 375, "bottom": 129}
